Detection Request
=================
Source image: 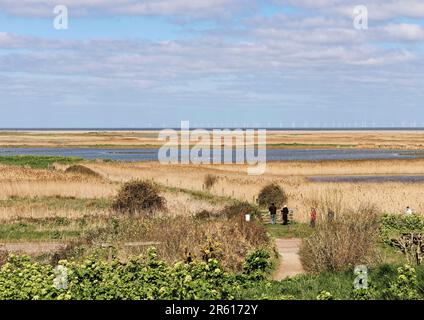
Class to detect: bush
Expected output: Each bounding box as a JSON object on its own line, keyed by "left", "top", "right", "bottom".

{"left": 300, "top": 204, "right": 380, "bottom": 273}
{"left": 111, "top": 180, "right": 166, "bottom": 215}
{"left": 204, "top": 174, "right": 218, "bottom": 190}
{"left": 220, "top": 202, "right": 260, "bottom": 220}
{"left": 257, "top": 183, "right": 286, "bottom": 208}
{"left": 387, "top": 265, "right": 420, "bottom": 300}
{"left": 243, "top": 250, "right": 272, "bottom": 275}
{"left": 0, "top": 250, "right": 267, "bottom": 300}
{"left": 380, "top": 214, "right": 424, "bottom": 243}
{"left": 316, "top": 291, "right": 333, "bottom": 300}
{"left": 65, "top": 165, "right": 100, "bottom": 178}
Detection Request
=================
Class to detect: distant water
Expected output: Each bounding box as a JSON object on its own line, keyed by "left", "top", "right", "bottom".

{"left": 0, "top": 147, "right": 424, "bottom": 162}
{"left": 310, "top": 175, "right": 424, "bottom": 183}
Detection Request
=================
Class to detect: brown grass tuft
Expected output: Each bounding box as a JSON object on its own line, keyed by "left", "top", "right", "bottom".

{"left": 204, "top": 174, "right": 218, "bottom": 190}
{"left": 65, "top": 165, "right": 101, "bottom": 178}
{"left": 111, "top": 180, "right": 166, "bottom": 215}
{"left": 299, "top": 201, "right": 380, "bottom": 273}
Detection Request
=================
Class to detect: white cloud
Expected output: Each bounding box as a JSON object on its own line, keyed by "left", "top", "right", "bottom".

{"left": 275, "top": 0, "right": 424, "bottom": 21}
{"left": 381, "top": 23, "right": 424, "bottom": 41}
{"left": 1, "top": 0, "right": 424, "bottom": 126}
{"left": 0, "top": 0, "right": 256, "bottom": 18}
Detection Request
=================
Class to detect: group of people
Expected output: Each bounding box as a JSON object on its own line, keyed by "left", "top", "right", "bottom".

{"left": 268, "top": 203, "right": 290, "bottom": 225}
{"left": 269, "top": 204, "right": 416, "bottom": 226}
{"left": 268, "top": 204, "right": 334, "bottom": 227}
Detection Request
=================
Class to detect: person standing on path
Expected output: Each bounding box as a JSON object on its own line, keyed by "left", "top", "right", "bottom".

{"left": 310, "top": 207, "right": 317, "bottom": 228}
{"left": 405, "top": 206, "right": 413, "bottom": 216}
{"left": 282, "top": 205, "right": 289, "bottom": 225}
{"left": 269, "top": 203, "right": 277, "bottom": 225}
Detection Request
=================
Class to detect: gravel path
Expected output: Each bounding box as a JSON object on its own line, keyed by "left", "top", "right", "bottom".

{"left": 0, "top": 242, "right": 66, "bottom": 255}
{"left": 273, "top": 238, "right": 304, "bottom": 280}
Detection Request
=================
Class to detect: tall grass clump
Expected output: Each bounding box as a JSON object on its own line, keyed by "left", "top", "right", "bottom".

{"left": 111, "top": 180, "right": 166, "bottom": 215}
{"left": 257, "top": 183, "right": 287, "bottom": 208}
{"left": 70, "top": 215, "right": 271, "bottom": 272}
{"left": 300, "top": 202, "right": 380, "bottom": 273}
{"left": 65, "top": 165, "right": 101, "bottom": 178}
{"left": 204, "top": 174, "right": 218, "bottom": 190}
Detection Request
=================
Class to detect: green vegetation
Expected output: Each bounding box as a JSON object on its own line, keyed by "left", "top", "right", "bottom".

{"left": 0, "top": 196, "right": 110, "bottom": 212}
{"left": 0, "top": 216, "right": 103, "bottom": 241}
{"left": 266, "top": 222, "right": 313, "bottom": 239}
{"left": 0, "top": 249, "right": 423, "bottom": 300}
{"left": 0, "top": 249, "right": 269, "bottom": 300}
{"left": 0, "top": 155, "right": 82, "bottom": 169}
{"left": 0, "top": 222, "right": 81, "bottom": 241}
{"left": 238, "top": 263, "right": 424, "bottom": 300}
{"left": 380, "top": 214, "right": 424, "bottom": 244}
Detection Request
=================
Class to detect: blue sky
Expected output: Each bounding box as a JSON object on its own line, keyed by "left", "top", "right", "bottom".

{"left": 0, "top": 0, "right": 424, "bottom": 128}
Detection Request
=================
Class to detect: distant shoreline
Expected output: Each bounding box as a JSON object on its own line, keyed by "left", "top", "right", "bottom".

{"left": 1, "top": 127, "right": 424, "bottom": 132}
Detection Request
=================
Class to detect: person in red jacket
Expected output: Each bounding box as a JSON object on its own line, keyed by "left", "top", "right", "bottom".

{"left": 310, "top": 207, "right": 317, "bottom": 228}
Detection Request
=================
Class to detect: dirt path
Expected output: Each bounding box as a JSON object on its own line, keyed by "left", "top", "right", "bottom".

{"left": 0, "top": 242, "right": 66, "bottom": 255}
{"left": 273, "top": 238, "right": 304, "bottom": 280}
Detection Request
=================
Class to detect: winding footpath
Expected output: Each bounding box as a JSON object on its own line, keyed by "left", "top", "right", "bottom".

{"left": 273, "top": 238, "right": 304, "bottom": 280}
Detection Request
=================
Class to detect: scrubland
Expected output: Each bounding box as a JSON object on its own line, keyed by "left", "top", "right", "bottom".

{"left": 0, "top": 153, "right": 424, "bottom": 299}
{"left": 83, "top": 159, "right": 424, "bottom": 222}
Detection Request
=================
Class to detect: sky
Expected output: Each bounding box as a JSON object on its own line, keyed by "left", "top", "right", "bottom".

{"left": 0, "top": 0, "right": 424, "bottom": 128}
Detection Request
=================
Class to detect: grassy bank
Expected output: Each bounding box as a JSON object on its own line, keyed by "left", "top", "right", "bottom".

{"left": 0, "top": 155, "right": 82, "bottom": 169}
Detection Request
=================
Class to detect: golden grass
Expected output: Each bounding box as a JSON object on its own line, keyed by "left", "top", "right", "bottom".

{"left": 2, "top": 130, "right": 424, "bottom": 149}
{"left": 0, "top": 164, "right": 222, "bottom": 221}
{"left": 82, "top": 159, "right": 424, "bottom": 222}
{"left": 1, "top": 158, "right": 424, "bottom": 222}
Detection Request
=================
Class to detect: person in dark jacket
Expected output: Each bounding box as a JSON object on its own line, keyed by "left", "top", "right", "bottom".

{"left": 269, "top": 203, "right": 277, "bottom": 225}
{"left": 282, "top": 205, "right": 289, "bottom": 225}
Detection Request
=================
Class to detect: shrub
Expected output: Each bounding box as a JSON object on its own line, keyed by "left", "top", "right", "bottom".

{"left": 65, "top": 165, "right": 100, "bottom": 178}
{"left": 380, "top": 214, "right": 424, "bottom": 243}
{"left": 300, "top": 203, "right": 380, "bottom": 273}
{"left": 257, "top": 183, "right": 286, "bottom": 208}
{"left": 0, "top": 249, "right": 268, "bottom": 300}
{"left": 111, "top": 180, "right": 166, "bottom": 215}
{"left": 220, "top": 202, "right": 260, "bottom": 220}
{"left": 386, "top": 265, "right": 420, "bottom": 300}
{"left": 316, "top": 291, "right": 333, "bottom": 300}
{"left": 204, "top": 174, "right": 218, "bottom": 190}
{"left": 243, "top": 249, "right": 272, "bottom": 275}
{"left": 73, "top": 214, "right": 271, "bottom": 272}
{"left": 194, "top": 209, "right": 217, "bottom": 220}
